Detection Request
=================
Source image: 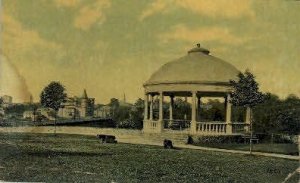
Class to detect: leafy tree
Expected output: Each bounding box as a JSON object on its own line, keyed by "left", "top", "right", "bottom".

{"left": 173, "top": 98, "right": 191, "bottom": 120}
{"left": 40, "top": 81, "right": 66, "bottom": 135}
{"left": 117, "top": 105, "right": 131, "bottom": 123}
{"left": 201, "top": 99, "right": 225, "bottom": 122}
{"left": 4, "top": 103, "right": 39, "bottom": 117}
{"left": 276, "top": 95, "right": 300, "bottom": 135}
{"left": 253, "top": 93, "right": 300, "bottom": 136}
{"left": 230, "top": 71, "right": 264, "bottom": 108}
{"left": 129, "top": 98, "right": 144, "bottom": 129}
{"left": 253, "top": 93, "right": 281, "bottom": 134}
{"left": 230, "top": 70, "right": 264, "bottom": 153}
{"left": 110, "top": 98, "right": 145, "bottom": 129}
{"left": 108, "top": 98, "right": 131, "bottom": 127}
{"left": 40, "top": 81, "right": 67, "bottom": 111}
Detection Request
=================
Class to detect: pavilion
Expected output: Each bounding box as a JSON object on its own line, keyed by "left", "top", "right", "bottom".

{"left": 143, "top": 44, "right": 250, "bottom": 135}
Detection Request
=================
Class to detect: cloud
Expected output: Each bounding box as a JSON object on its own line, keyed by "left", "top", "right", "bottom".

{"left": 54, "top": 0, "right": 81, "bottom": 8}
{"left": 1, "top": 13, "right": 61, "bottom": 53}
{"left": 140, "top": 0, "right": 255, "bottom": 20}
{"left": 1, "top": 12, "right": 63, "bottom": 102}
{"left": 139, "top": 0, "right": 169, "bottom": 21}
{"left": 159, "top": 25, "right": 249, "bottom": 45}
{"left": 176, "top": 0, "right": 255, "bottom": 18}
{"left": 74, "top": 0, "right": 110, "bottom": 31}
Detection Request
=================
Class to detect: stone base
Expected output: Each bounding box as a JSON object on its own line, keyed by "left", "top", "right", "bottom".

{"left": 143, "top": 120, "right": 163, "bottom": 133}
{"left": 244, "top": 124, "right": 250, "bottom": 133}
{"left": 226, "top": 123, "right": 233, "bottom": 134}
{"left": 189, "top": 121, "right": 197, "bottom": 135}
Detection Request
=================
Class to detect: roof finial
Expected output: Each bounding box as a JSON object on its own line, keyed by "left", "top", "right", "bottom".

{"left": 188, "top": 44, "right": 210, "bottom": 54}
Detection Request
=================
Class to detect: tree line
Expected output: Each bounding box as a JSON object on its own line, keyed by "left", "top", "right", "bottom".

{"left": 2, "top": 72, "right": 299, "bottom": 136}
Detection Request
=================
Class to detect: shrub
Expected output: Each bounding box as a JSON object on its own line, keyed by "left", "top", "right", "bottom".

{"left": 272, "top": 134, "right": 296, "bottom": 144}
{"left": 256, "top": 133, "right": 296, "bottom": 144}
{"left": 195, "top": 135, "right": 243, "bottom": 144}
{"left": 118, "top": 119, "right": 139, "bottom": 129}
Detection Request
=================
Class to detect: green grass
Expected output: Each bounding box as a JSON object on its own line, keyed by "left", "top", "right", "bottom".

{"left": 195, "top": 143, "right": 299, "bottom": 155}
{"left": 0, "top": 133, "right": 298, "bottom": 183}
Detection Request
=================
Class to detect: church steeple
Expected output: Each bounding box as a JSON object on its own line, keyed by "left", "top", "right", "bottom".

{"left": 29, "top": 95, "right": 33, "bottom": 104}
{"left": 82, "top": 89, "right": 88, "bottom": 99}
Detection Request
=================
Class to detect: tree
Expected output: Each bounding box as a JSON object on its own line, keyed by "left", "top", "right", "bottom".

{"left": 253, "top": 93, "right": 281, "bottom": 134}
{"left": 253, "top": 93, "right": 300, "bottom": 136}
{"left": 173, "top": 98, "right": 191, "bottom": 120}
{"left": 129, "top": 98, "right": 144, "bottom": 129}
{"left": 276, "top": 95, "right": 300, "bottom": 135}
{"left": 230, "top": 70, "right": 264, "bottom": 154}
{"left": 40, "top": 81, "right": 67, "bottom": 135}
{"left": 40, "top": 81, "right": 67, "bottom": 111}
{"left": 204, "top": 99, "right": 225, "bottom": 122}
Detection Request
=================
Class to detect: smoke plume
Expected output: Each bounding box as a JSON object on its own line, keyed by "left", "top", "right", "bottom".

{"left": 0, "top": 54, "right": 31, "bottom": 103}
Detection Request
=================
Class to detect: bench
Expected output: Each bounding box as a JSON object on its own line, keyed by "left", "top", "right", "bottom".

{"left": 97, "top": 134, "right": 117, "bottom": 143}
{"left": 242, "top": 135, "right": 259, "bottom": 144}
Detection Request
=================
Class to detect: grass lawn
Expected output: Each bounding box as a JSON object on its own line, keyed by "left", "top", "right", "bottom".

{"left": 0, "top": 133, "right": 298, "bottom": 183}
{"left": 195, "top": 143, "right": 299, "bottom": 156}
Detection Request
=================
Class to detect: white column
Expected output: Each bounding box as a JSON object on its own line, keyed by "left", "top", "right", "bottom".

{"left": 191, "top": 91, "right": 197, "bottom": 134}
{"left": 144, "top": 94, "right": 148, "bottom": 120}
{"left": 158, "top": 91, "right": 164, "bottom": 132}
{"left": 226, "top": 94, "right": 232, "bottom": 123}
{"left": 169, "top": 96, "right": 174, "bottom": 127}
{"left": 197, "top": 96, "right": 201, "bottom": 121}
{"left": 226, "top": 93, "right": 232, "bottom": 134}
{"left": 143, "top": 94, "right": 148, "bottom": 132}
{"left": 149, "top": 94, "right": 153, "bottom": 121}
{"left": 159, "top": 92, "right": 163, "bottom": 121}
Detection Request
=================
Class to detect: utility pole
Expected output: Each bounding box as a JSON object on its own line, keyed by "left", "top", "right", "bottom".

{"left": 54, "top": 111, "right": 57, "bottom": 136}
{"left": 249, "top": 109, "right": 253, "bottom": 154}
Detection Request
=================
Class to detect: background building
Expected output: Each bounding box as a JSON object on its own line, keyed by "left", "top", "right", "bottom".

{"left": 58, "top": 89, "right": 95, "bottom": 119}
{"left": 23, "top": 107, "right": 56, "bottom": 121}
{"left": 1, "top": 95, "right": 13, "bottom": 108}
{"left": 94, "top": 105, "right": 111, "bottom": 119}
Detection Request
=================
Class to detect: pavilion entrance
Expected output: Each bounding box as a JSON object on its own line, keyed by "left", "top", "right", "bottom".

{"left": 143, "top": 91, "right": 250, "bottom": 135}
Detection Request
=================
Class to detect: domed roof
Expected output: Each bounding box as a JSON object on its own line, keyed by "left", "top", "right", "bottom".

{"left": 145, "top": 44, "right": 240, "bottom": 86}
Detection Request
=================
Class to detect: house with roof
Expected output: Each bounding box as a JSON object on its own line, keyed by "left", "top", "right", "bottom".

{"left": 58, "top": 89, "right": 95, "bottom": 119}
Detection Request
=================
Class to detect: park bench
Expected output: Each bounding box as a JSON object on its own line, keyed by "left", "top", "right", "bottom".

{"left": 242, "top": 134, "right": 259, "bottom": 144}
{"left": 97, "top": 134, "right": 117, "bottom": 143}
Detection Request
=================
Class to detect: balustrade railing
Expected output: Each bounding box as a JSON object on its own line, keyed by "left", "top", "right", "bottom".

{"left": 232, "top": 122, "right": 249, "bottom": 133}
{"left": 163, "top": 119, "right": 190, "bottom": 130}
{"left": 196, "top": 122, "right": 227, "bottom": 134}
{"left": 147, "top": 120, "right": 158, "bottom": 129}
{"left": 145, "top": 119, "right": 248, "bottom": 134}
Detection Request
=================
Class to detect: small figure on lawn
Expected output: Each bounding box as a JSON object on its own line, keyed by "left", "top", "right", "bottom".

{"left": 97, "top": 134, "right": 117, "bottom": 143}
{"left": 163, "top": 139, "right": 173, "bottom": 149}
{"left": 187, "top": 135, "right": 194, "bottom": 144}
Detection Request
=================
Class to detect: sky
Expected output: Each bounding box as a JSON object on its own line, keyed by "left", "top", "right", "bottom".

{"left": 0, "top": 0, "right": 299, "bottom": 103}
